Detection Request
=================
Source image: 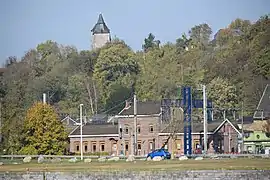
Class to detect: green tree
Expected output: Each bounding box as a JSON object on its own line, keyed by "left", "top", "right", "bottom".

{"left": 247, "top": 15, "right": 270, "bottom": 79}
{"left": 94, "top": 41, "right": 138, "bottom": 112}
{"left": 136, "top": 44, "right": 184, "bottom": 100}
{"left": 176, "top": 33, "right": 191, "bottom": 53}
{"left": 189, "top": 23, "right": 212, "bottom": 49}
{"left": 207, "top": 77, "right": 239, "bottom": 109}
{"left": 142, "top": 33, "right": 161, "bottom": 52}
{"left": 20, "top": 102, "right": 68, "bottom": 155}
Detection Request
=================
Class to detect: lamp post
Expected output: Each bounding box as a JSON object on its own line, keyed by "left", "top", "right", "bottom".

{"left": 79, "top": 104, "right": 83, "bottom": 160}
{"left": 133, "top": 94, "right": 137, "bottom": 156}
{"left": 0, "top": 97, "right": 2, "bottom": 143}
{"left": 202, "top": 85, "right": 208, "bottom": 154}
{"left": 197, "top": 84, "right": 208, "bottom": 154}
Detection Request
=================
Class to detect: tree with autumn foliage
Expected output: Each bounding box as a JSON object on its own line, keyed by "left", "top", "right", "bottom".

{"left": 20, "top": 102, "right": 68, "bottom": 155}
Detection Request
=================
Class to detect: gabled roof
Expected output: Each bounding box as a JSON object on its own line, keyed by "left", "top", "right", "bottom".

{"left": 161, "top": 120, "right": 223, "bottom": 133}
{"left": 213, "top": 119, "right": 241, "bottom": 135}
{"left": 61, "top": 116, "right": 79, "bottom": 133}
{"left": 61, "top": 116, "right": 78, "bottom": 125}
{"left": 69, "top": 123, "right": 118, "bottom": 137}
{"left": 119, "top": 101, "right": 161, "bottom": 116}
{"left": 254, "top": 84, "right": 270, "bottom": 119}
{"left": 160, "top": 119, "right": 240, "bottom": 135}
{"left": 91, "top": 14, "right": 110, "bottom": 34}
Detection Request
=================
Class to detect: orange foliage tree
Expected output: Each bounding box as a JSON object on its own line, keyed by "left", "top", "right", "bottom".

{"left": 20, "top": 102, "right": 68, "bottom": 155}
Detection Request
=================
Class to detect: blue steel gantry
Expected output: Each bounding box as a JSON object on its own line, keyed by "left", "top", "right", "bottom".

{"left": 161, "top": 86, "right": 212, "bottom": 155}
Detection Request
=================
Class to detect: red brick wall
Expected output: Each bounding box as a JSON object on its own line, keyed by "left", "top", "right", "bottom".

{"left": 216, "top": 122, "right": 239, "bottom": 153}
{"left": 118, "top": 116, "right": 160, "bottom": 156}
{"left": 70, "top": 136, "right": 120, "bottom": 155}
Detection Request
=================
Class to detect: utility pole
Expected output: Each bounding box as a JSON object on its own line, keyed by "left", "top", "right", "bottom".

{"left": 79, "top": 104, "right": 84, "bottom": 160}
{"left": 133, "top": 94, "right": 137, "bottom": 156}
{"left": 43, "top": 93, "right": 46, "bottom": 104}
{"left": 0, "top": 98, "right": 2, "bottom": 143}
{"left": 241, "top": 102, "right": 244, "bottom": 153}
{"left": 203, "top": 85, "right": 208, "bottom": 154}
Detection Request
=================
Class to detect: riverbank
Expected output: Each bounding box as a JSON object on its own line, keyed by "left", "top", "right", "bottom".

{"left": 1, "top": 170, "right": 270, "bottom": 180}
{"left": 0, "top": 158, "right": 270, "bottom": 172}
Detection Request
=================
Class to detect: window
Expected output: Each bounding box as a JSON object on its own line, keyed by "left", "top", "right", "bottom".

{"left": 193, "top": 140, "right": 200, "bottom": 150}
{"left": 125, "top": 143, "right": 129, "bottom": 151}
{"left": 101, "top": 144, "right": 105, "bottom": 152}
{"left": 91, "top": 142, "right": 97, "bottom": 152}
{"left": 125, "top": 125, "right": 129, "bottom": 134}
{"left": 83, "top": 142, "right": 88, "bottom": 152}
{"left": 138, "top": 143, "right": 141, "bottom": 150}
{"left": 177, "top": 143, "right": 181, "bottom": 150}
{"left": 74, "top": 141, "right": 80, "bottom": 152}
{"left": 137, "top": 142, "right": 141, "bottom": 155}
{"left": 149, "top": 142, "right": 153, "bottom": 151}
{"left": 137, "top": 125, "right": 141, "bottom": 134}
{"left": 93, "top": 145, "right": 96, "bottom": 152}
{"left": 149, "top": 124, "right": 154, "bottom": 133}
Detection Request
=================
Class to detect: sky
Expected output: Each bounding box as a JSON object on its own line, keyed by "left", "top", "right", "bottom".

{"left": 0, "top": 0, "right": 269, "bottom": 65}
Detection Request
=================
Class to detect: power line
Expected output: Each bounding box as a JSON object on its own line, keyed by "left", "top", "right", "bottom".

{"left": 102, "top": 97, "right": 133, "bottom": 115}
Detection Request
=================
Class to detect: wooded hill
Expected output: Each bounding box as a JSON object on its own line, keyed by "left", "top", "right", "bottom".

{"left": 0, "top": 15, "right": 269, "bottom": 153}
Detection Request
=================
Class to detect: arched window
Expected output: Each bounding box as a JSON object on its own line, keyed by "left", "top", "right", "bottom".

{"left": 125, "top": 125, "right": 129, "bottom": 135}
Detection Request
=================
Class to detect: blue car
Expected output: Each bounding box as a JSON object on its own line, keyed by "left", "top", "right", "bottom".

{"left": 147, "top": 148, "right": 171, "bottom": 159}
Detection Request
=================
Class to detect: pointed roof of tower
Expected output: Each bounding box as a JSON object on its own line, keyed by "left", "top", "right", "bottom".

{"left": 91, "top": 14, "right": 110, "bottom": 34}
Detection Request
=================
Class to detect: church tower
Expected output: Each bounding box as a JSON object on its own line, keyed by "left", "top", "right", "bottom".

{"left": 91, "top": 14, "right": 111, "bottom": 49}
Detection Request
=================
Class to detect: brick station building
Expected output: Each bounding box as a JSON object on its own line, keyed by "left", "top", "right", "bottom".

{"left": 68, "top": 101, "right": 242, "bottom": 156}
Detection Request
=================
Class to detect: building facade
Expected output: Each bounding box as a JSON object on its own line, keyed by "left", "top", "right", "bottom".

{"left": 68, "top": 101, "right": 242, "bottom": 156}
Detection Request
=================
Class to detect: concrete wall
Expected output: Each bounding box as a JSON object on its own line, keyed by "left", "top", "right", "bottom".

{"left": 2, "top": 170, "right": 270, "bottom": 180}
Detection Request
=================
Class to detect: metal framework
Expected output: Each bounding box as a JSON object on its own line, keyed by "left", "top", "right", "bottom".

{"left": 182, "top": 86, "right": 192, "bottom": 155}
{"left": 161, "top": 86, "right": 213, "bottom": 155}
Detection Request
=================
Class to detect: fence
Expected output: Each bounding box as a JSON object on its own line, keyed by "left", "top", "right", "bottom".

{"left": 0, "top": 153, "right": 269, "bottom": 160}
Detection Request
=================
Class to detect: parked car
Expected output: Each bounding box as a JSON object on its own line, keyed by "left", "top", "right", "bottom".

{"left": 147, "top": 148, "right": 171, "bottom": 159}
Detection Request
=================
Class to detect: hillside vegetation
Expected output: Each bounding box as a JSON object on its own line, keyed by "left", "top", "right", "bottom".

{"left": 0, "top": 15, "right": 269, "bottom": 154}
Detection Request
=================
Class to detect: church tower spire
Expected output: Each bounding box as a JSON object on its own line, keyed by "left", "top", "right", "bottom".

{"left": 91, "top": 14, "right": 111, "bottom": 49}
